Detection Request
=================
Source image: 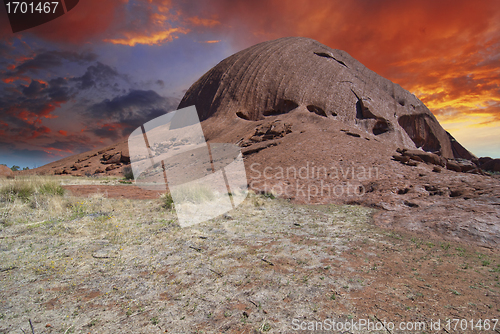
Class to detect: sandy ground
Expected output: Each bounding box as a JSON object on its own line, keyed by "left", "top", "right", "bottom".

{"left": 1, "top": 186, "right": 499, "bottom": 333}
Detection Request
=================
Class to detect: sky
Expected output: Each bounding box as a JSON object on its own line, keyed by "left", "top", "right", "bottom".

{"left": 0, "top": 0, "right": 499, "bottom": 168}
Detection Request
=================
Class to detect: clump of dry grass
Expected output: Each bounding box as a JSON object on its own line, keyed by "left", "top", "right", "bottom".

{"left": 0, "top": 177, "right": 66, "bottom": 225}
{"left": 0, "top": 176, "right": 64, "bottom": 202}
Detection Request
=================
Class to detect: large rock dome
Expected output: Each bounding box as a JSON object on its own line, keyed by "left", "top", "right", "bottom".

{"left": 179, "top": 37, "right": 473, "bottom": 160}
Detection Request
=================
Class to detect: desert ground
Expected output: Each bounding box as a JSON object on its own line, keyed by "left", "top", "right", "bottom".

{"left": 1, "top": 175, "right": 499, "bottom": 334}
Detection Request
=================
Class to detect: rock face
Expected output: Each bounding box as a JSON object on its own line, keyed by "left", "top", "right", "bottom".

{"left": 179, "top": 37, "right": 474, "bottom": 160}
{"left": 16, "top": 142, "right": 132, "bottom": 177}
{"left": 480, "top": 158, "right": 500, "bottom": 172}
{"left": 0, "top": 165, "right": 13, "bottom": 178}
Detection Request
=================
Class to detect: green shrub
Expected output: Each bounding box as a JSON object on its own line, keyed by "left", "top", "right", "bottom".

{"left": 122, "top": 166, "right": 134, "bottom": 180}
{"left": 161, "top": 193, "right": 174, "bottom": 210}
{"left": 39, "top": 181, "right": 65, "bottom": 196}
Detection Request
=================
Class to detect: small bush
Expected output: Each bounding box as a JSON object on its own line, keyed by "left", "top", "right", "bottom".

{"left": 39, "top": 182, "right": 65, "bottom": 196}
{"left": 161, "top": 193, "right": 174, "bottom": 210}
{"left": 122, "top": 166, "right": 134, "bottom": 180}
{"left": 261, "top": 191, "right": 276, "bottom": 199}
{"left": 0, "top": 181, "right": 35, "bottom": 201}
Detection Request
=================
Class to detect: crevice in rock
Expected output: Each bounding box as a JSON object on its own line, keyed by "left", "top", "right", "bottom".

{"left": 403, "top": 201, "right": 419, "bottom": 208}
{"left": 398, "top": 114, "right": 441, "bottom": 153}
{"left": 236, "top": 111, "right": 250, "bottom": 120}
{"left": 352, "top": 90, "right": 391, "bottom": 135}
{"left": 306, "top": 105, "right": 328, "bottom": 117}
{"left": 263, "top": 99, "right": 299, "bottom": 116}
{"left": 373, "top": 119, "right": 390, "bottom": 135}
{"left": 397, "top": 188, "right": 410, "bottom": 195}
{"left": 313, "top": 52, "right": 348, "bottom": 68}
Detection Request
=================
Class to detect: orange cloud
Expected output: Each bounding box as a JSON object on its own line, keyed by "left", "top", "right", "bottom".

{"left": 58, "top": 130, "right": 68, "bottom": 136}
{"left": 202, "top": 40, "right": 221, "bottom": 44}
{"left": 187, "top": 16, "right": 220, "bottom": 27}
{"left": 105, "top": 27, "right": 189, "bottom": 46}
{"left": 2, "top": 76, "right": 30, "bottom": 84}
{"left": 29, "top": 126, "right": 51, "bottom": 139}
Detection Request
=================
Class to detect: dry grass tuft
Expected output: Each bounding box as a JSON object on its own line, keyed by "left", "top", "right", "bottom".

{"left": 0, "top": 176, "right": 64, "bottom": 202}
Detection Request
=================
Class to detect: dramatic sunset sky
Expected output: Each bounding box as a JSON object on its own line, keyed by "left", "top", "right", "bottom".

{"left": 0, "top": 0, "right": 499, "bottom": 168}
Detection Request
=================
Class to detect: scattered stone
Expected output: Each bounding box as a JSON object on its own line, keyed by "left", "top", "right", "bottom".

{"left": 406, "top": 160, "right": 418, "bottom": 167}
{"left": 94, "top": 168, "right": 105, "bottom": 174}
{"left": 402, "top": 149, "right": 446, "bottom": 167}
{"left": 392, "top": 155, "right": 409, "bottom": 163}
{"left": 446, "top": 160, "right": 462, "bottom": 172}
{"left": 105, "top": 164, "right": 119, "bottom": 171}
{"left": 456, "top": 159, "right": 477, "bottom": 172}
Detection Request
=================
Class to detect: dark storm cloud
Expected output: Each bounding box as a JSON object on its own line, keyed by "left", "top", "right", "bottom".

{"left": 21, "top": 80, "right": 48, "bottom": 98}
{"left": 71, "top": 62, "right": 119, "bottom": 90}
{"left": 5, "top": 50, "right": 97, "bottom": 77}
{"left": 87, "top": 89, "right": 179, "bottom": 140}
{"left": 46, "top": 77, "right": 71, "bottom": 102}
{"left": 89, "top": 90, "right": 166, "bottom": 116}
{"left": 0, "top": 75, "right": 76, "bottom": 142}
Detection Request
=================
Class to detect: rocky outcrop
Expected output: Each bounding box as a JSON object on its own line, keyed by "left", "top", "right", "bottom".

{"left": 392, "top": 148, "right": 486, "bottom": 175}
{"left": 480, "top": 158, "right": 500, "bottom": 172}
{"left": 179, "top": 37, "right": 474, "bottom": 160}
{"left": 0, "top": 165, "right": 14, "bottom": 178}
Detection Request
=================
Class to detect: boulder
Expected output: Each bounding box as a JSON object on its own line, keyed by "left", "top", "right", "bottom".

{"left": 105, "top": 164, "right": 119, "bottom": 171}
{"left": 54, "top": 168, "right": 64, "bottom": 175}
{"left": 478, "top": 157, "right": 493, "bottom": 166}
{"left": 102, "top": 152, "right": 122, "bottom": 164}
{"left": 392, "top": 155, "right": 410, "bottom": 163}
{"left": 0, "top": 165, "right": 13, "bottom": 178}
{"left": 94, "top": 167, "right": 105, "bottom": 174}
{"left": 480, "top": 158, "right": 500, "bottom": 172}
{"left": 456, "top": 159, "right": 477, "bottom": 173}
{"left": 120, "top": 152, "right": 131, "bottom": 164}
{"left": 446, "top": 160, "right": 462, "bottom": 172}
{"left": 402, "top": 149, "right": 446, "bottom": 167}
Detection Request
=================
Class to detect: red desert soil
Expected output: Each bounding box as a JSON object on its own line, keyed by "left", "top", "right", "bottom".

{"left": 62, "top": 184, "right": 163, "bottom": 200}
